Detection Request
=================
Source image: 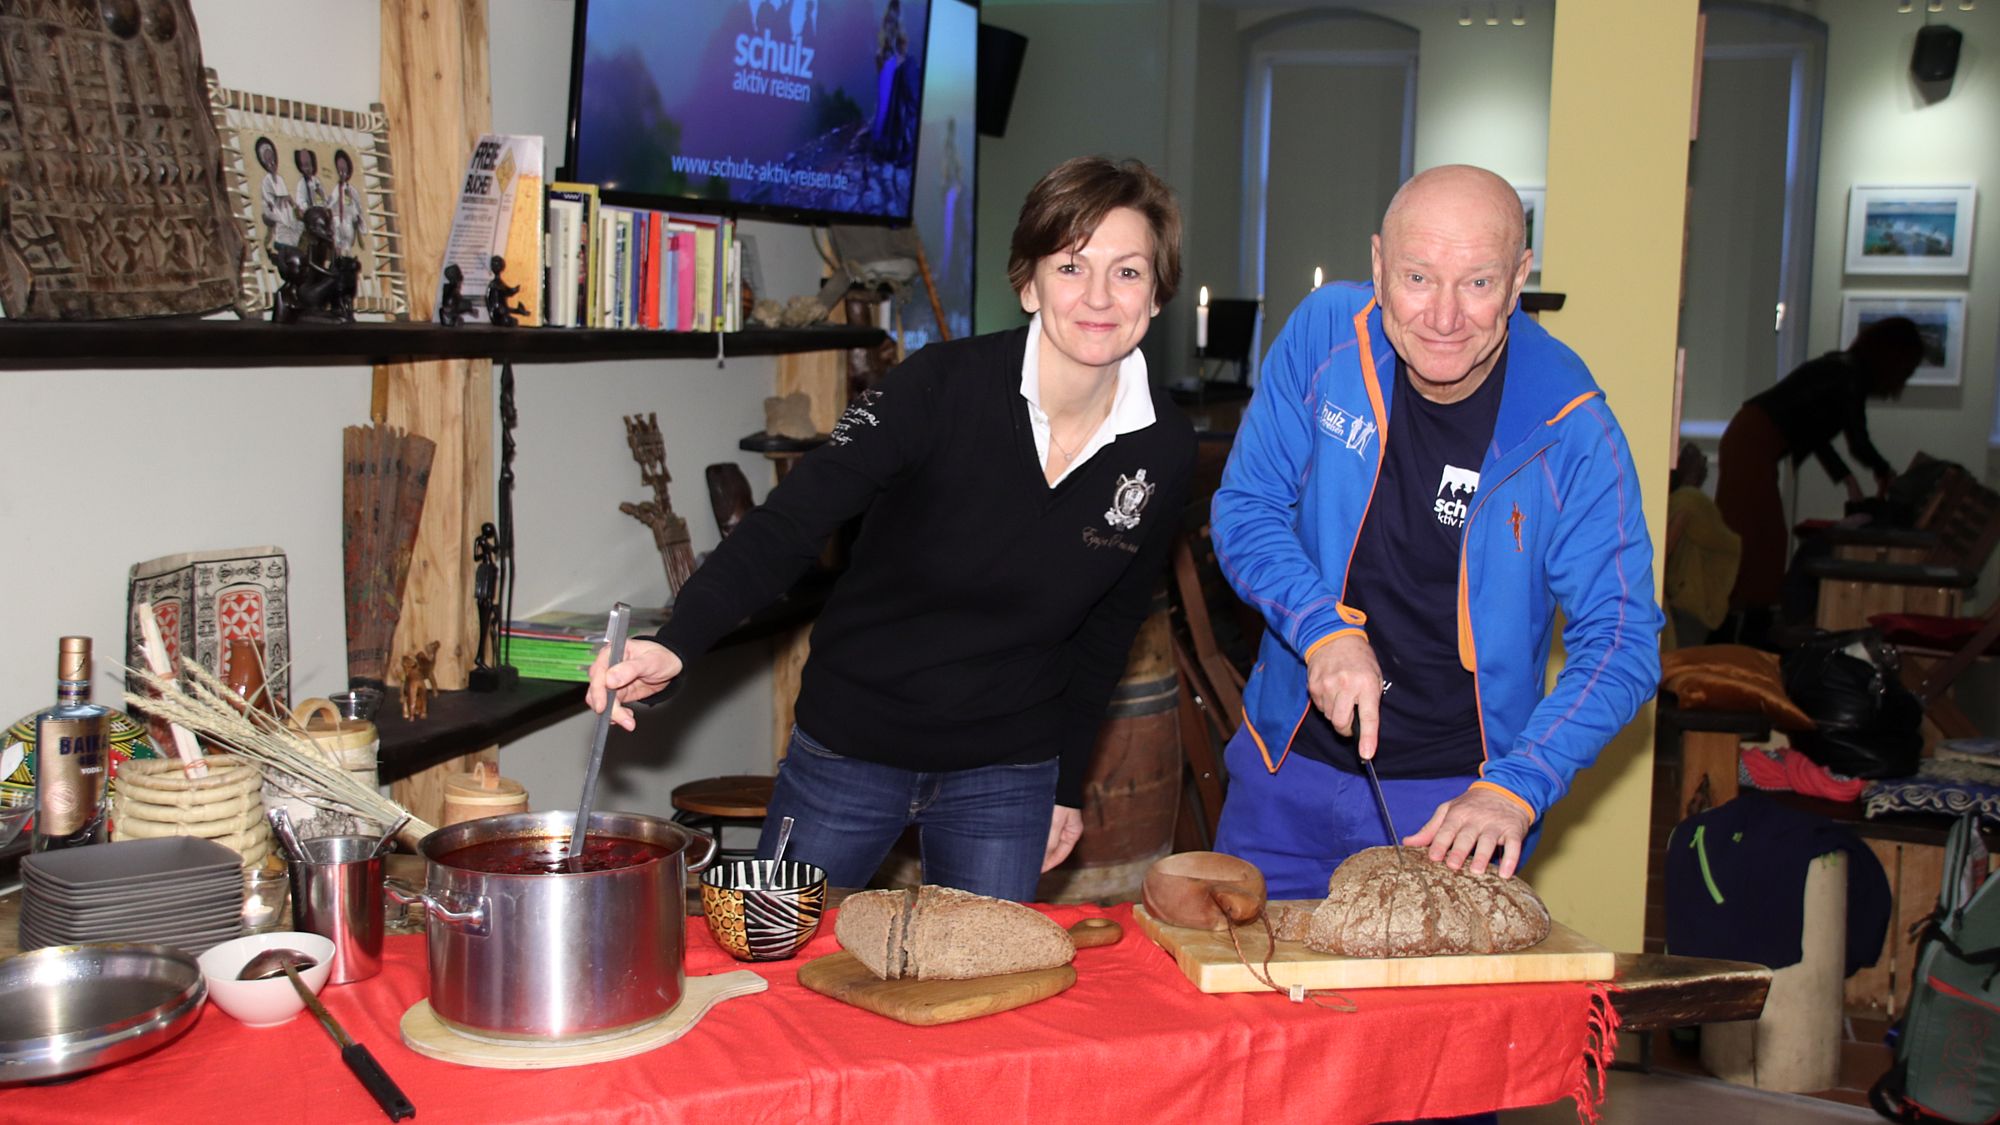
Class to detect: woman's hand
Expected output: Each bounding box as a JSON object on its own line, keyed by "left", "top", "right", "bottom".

{"left": 586, "top": 638, "right": 682, "bottom": 732}
{"left": 1874, "top": 470, "right": 1896, "bottom": 499}
{"left": 1043, "top": 805, "right": 1083, "bottom": 872}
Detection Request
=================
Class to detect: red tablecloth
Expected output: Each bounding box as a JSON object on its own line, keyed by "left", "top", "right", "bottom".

{"left": 2, "top": 902, "right": 1616, "bottom": 1124}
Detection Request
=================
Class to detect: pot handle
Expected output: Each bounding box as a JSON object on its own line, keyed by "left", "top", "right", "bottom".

{"left": 684, "top": 832, "right": 720, "bottom": 876}
{"left": 385, "top": 877, "right": 489, "bottom": 936}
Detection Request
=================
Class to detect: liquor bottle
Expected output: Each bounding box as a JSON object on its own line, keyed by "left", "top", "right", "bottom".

{"left": 32, "top": 636, "right": 110, "bottom": 851}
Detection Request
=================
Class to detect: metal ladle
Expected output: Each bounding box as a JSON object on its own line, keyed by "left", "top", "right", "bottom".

{"left": 568, "top": 602, "right": 631, "bottom": 869}
{"left": 239, "top": 949, "right": 415, "bottom": 1121}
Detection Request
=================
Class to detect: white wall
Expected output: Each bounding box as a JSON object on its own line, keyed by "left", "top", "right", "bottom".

{"left": 0, "top": 0, "right": 831, "bottom": 816}
{"left": 1794, "top": 0, "right": 2000, "bottom": 526}
{"left": 1163, "top": 0, "right": 1554, "bottom": 372}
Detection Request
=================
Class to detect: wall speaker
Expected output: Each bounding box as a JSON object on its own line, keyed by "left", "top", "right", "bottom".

{"left": 1911, "top": 24, "right": 1963, "bottom": 83}
{"left": 977, "top": 25, "right": 1029, "bottom": 138}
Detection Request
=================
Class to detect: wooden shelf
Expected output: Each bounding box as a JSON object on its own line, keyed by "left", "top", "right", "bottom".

{"left": 0, "top": 319, "right": 885, "bottom": 370}
{"left": 376, "top": 568, "right": 839, "bottom": 780}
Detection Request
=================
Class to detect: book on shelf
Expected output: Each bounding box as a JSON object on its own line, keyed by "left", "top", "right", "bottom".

{"left": 545, "top": 181, "right": 598, "bottom": 328}
{"left": 440, "top": 134, "right": 545, "bottom": 325}
{"left": 504, "top": 605, "right": 670, "bottom": 644}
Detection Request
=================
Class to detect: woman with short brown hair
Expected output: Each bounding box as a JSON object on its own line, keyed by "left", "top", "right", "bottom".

{"left": 586, "top": 156, "right": 1196, "bottom": 901}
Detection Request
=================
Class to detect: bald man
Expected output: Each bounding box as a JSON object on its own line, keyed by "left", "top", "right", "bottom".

{"left": 1210, "top": 165, "right": 1661, "bottom": 897}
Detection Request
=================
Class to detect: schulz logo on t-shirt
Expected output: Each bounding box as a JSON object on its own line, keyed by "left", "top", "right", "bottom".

{"left": 1434, "top": 464, "right": 1480, "bottom": 529}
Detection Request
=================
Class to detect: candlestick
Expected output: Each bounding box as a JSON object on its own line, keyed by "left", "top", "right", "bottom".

{"left": 1195, "top": 285, "right": 1209, "bottom": 352}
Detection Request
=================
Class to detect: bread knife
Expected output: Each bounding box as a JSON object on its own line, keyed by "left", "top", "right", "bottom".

{"left": 1361, "top": 756, "right": 1405, "bottom": 865}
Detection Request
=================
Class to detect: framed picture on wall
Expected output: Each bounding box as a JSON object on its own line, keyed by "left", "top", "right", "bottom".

{"left": 1515, "top": 185, "right": 1547, "bottom": 274}
{"left": 1840, "top": 292, "right": 1966, "bottom": 387}
{"left": 1844, "top": 185, "right": 1976, "bottom": 276}
{"left": 205, "top": 71, "right": 410, "bottom": 319}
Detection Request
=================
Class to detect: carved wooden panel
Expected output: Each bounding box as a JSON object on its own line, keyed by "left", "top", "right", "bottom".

{"left": 0, "top": 0, "right": 242, "bottom": 319}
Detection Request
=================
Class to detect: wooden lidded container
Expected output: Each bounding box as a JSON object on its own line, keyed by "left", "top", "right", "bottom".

{"left": 442, "top": 762, "right": 529, "bottom": 826}
{"left": 269, "top": 698, "right": 381, "bottom": 837}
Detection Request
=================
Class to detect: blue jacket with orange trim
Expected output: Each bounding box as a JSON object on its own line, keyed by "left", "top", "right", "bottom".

{"left": 1211, "top": 282, "right": 1662, "bottom": 824}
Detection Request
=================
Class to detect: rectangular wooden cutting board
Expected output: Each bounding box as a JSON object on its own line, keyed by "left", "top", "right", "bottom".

{"left": 1134, "top": 901, "right": 1616, "bottom": 994}
{"left": 797, "top": 953, "right": 1076, "bottom": 1026}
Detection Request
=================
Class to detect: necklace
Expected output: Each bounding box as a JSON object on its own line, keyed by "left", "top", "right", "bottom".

{"left": 1049, "top": 425, "right": 1086, "bottom": 465}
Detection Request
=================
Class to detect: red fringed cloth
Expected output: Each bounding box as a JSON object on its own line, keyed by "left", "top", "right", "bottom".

{"left": 11, "top": 903, "right": 1617, "bottom": 1124}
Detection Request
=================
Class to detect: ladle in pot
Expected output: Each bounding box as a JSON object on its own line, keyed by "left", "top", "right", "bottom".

{"left": 239, "top": 949, "right": 414, "bottom": 1121}
{"left": 568, "top": 602, "right": 631, "bottom": 869}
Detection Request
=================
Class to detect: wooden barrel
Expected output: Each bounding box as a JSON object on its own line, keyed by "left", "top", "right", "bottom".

{"left": 1038, "top": 592, "right": 1182, "bottom": 904}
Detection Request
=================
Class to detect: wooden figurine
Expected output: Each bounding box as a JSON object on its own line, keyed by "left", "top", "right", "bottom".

{"left": 400, "top": 640, "right": 440, "bottom": 721}
{"left": 619, "top": 413, "right": 698, "bottom": 595}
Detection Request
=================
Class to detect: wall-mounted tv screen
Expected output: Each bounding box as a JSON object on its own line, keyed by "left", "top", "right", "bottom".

{"left": 566, "top": 0, "right": 935, "bottom": 226}
{"left": 897, "top": 0, "right": 976, "bottom": 352}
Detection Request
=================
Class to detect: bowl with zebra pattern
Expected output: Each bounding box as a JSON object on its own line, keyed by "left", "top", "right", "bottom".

{"left": 699, "top": 859, "right": 827, "bottom": 962}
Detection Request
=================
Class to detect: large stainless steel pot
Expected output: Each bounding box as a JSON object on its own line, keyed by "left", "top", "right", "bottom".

{"left": 387, "top": 809, "right": 717, "bottom": 1041}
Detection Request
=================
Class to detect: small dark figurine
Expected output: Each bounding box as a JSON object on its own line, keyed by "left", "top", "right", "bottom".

{"left": 484, "top": 254, "right": 528, "bottom": 327}
{"left": 437, "top": 263, "right": 474, "bottom": 327}
{"left": 467, "top": 522, "right": 516, "bottom": 692}
{"left": 269, "top": 205, "right": 358, "bottom": 324}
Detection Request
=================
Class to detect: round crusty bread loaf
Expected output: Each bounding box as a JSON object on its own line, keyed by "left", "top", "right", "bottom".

{"left": 1304, "top": 846, "right": 1552, "bottom": 958}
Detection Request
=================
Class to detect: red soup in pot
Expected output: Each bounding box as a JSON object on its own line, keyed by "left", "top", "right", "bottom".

{"left": 439, "top": 834, "right": 669, "bottom": 875}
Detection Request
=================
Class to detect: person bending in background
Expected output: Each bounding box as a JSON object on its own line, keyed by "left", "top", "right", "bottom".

{"left": 1210, "top": 164, "right": 1660, "bottom": 897}
{"left": 1664, "top": 442, "right": 1740, "bottom": 649}
{"left": 587, "top": 157, "right": 1195, "bottom": 901}
{"left": 1713, "top": 317, "right": 1925, "bottom": 639}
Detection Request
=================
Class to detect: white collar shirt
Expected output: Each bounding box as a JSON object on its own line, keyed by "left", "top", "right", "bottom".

{"left": 1019, "top": 312, "right": 1156, "bottom": 488}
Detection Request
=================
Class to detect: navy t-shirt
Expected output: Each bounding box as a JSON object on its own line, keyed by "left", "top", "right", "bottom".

{"left": 1293, "top": 348, "right": 1508, "bottom": 778}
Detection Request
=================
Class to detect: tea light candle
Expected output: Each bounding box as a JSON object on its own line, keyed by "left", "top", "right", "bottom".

{"left": 1312, "top": 266, "right": 1324, "bottom": 291}
{"left": 1196, "top": 286, "right": 1209, "bottom": 351}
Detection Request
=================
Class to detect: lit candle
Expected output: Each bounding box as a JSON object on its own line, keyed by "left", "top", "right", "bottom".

{"left": 1312, "top": 266, "right": 1324, "bottom": 290}
{"left": 1196, "top": 286, "right": 1209, "bottom": 351}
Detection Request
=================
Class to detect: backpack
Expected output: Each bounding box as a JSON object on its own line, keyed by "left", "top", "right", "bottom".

{"left": 1872, "top": 814, "right": 2000, "bottom": 1124}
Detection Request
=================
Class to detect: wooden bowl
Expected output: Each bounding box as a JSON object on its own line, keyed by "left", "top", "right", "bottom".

{"left": 1142, "top": 851, "right": 1266, "bottom": 931}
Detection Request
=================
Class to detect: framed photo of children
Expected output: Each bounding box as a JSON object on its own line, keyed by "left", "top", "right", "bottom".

{"left": 1514, "top": 185, "right": 1546, "bottom": 274}
{"left": 205, "top": 71, "right": 410, "bottom": 319}
{"left": 1840, "top": 292, "right": 1966, "bottom": 387}
{"left": 1844, "top": 185, "right": 1976, "bottom": 276}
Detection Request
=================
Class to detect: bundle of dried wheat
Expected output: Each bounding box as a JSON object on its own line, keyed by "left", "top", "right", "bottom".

{"left": 123, "top": 661, "right": 431, "bottom": 843}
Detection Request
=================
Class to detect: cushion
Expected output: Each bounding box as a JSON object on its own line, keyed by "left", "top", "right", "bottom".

{"left": 1661, "top": 645, "right": 1815, "bottom": 732}
{"left": 1865, "top": 760, "right": 2000, "bottom": 826}
{"left": 1868, "top": 612, "right": 2000, "bottom": 654}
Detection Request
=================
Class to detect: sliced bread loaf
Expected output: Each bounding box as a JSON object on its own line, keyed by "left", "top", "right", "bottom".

{"left": 834, "top": 885, "right": 1075, "bottom": 980}
{"left": 1305, "top": 846, "right": 1552, "bottom": 958}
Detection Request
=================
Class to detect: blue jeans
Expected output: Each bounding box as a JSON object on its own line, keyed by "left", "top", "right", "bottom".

{"left": 755, "top": 727, "right": 1057, "bottom": 901}
{"left": 1213, "top": 726, "right": 1543, "bottom": 900}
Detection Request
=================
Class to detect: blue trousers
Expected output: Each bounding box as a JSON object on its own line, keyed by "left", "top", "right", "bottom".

{"left": 1213, "top": 725, "right": 1542, "bottom": 900}
{"left": 755, "top": 727, "right": 1056, "bottom": 901}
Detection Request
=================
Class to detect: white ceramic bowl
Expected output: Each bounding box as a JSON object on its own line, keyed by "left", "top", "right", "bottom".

{"left": 196, "top": 931, "right": 337, "bottom": 1027}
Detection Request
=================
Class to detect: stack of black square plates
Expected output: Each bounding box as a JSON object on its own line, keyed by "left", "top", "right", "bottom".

{"left": 19, "top": 837, "right": 244, "bottom": 955}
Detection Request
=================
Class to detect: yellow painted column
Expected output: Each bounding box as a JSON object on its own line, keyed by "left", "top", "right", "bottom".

{"left": 1530, "top": 0, "right": 1699, "bottom": 951}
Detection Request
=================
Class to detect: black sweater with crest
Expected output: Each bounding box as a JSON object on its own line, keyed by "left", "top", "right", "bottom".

{"left": 655, "top": 327, "right": 1194, "bottom": 806}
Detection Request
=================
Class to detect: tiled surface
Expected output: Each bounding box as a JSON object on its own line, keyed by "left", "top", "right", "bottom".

{"left": 1497, "top": 1010, "right": 1900, "bottom": 1120}
{"left": 1501, "top": 1065, "right": 1882, "bottom": 1123}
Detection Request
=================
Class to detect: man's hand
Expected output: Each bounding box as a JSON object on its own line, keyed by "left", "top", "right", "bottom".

{"left": 1874, "top": 470, "right": 1896, "bottom": 499}
{"left": 1843, "top": 475, "right": 1865, "bottom": 503}
{"left": 1307, "top": 633, "right": 1385, "bottom": 760}
{"left": 1043, "top": 805, "right": 1083, "bottom": 872}
{"left": 586, "top": 638, "right": 682, "bottom": 732}
{"left": 1407, "top": 786, "right": 1535, "bottom": 878}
